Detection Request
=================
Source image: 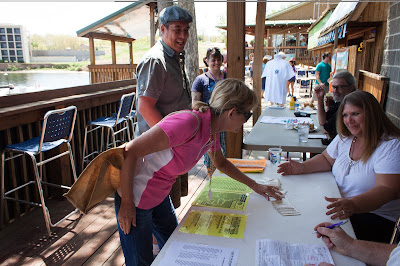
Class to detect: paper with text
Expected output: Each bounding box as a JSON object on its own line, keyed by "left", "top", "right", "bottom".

{"left": 192, "top": 190, "right": 250, "bottom": 210}
{"left": 204, "top": 176, "right": 253, "bottom": 193}
{"left": 179, "top": 210, "right": 247, "bottom": 238}
{"left": 260, "top": 116, "right": 313, "bottom": 125}
{"left": 159, "top": 241, "right": 239, "bottom": 266}
{"left": 256, "top": 239, "right": 334, "bottom": 266}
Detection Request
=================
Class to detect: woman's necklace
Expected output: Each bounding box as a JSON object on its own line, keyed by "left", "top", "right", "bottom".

{"left": 208, "top": 70, "right": 223, "bottom": 82}
{"left": 349, "top": 136, "right": 357, "bottom": 167}
{"left": 208, "top": 117, "right": 216, "bottom": 200}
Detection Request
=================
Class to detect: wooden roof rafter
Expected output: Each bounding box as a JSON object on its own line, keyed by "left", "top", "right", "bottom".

{"left": 83, "top": 32, "right": 135, "bottom": 43}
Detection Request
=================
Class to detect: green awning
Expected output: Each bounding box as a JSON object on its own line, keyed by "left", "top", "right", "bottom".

{"left": 308, "top": 10, "right": 333, "bottom": 50}
{"left": 77, "top": 0, "right": 153, "bottom": 40}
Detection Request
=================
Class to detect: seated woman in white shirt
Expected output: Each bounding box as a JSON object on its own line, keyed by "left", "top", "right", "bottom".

{"left": 278, "top": 90, "right": 400, "bottom": 243}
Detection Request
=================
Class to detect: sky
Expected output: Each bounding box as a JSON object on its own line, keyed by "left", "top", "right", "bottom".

{"left": 0, "top": 1, "right": 294, "bottom": 37}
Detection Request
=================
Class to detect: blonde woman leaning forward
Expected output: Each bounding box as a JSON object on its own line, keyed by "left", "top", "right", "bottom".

{"left": 116, "top": 78, "right": 282, "bottom": 266}
{"left": 278, "top": 91, "right": 400, "bottom": 243}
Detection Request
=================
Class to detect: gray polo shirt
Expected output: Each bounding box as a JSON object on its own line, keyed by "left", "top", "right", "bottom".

{"left": 136, "top": 40, "right": 191, "bottom": 135}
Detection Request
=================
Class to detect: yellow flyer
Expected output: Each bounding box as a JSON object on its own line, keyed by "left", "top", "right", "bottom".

{"left": 192, "top": 189, "right": 250, "bottom": 211}
{"left": 203, "top": 175, "right": 252, "bottom": 193}
{"left": 179, "top": 210, "right": 247, "bottom": 239}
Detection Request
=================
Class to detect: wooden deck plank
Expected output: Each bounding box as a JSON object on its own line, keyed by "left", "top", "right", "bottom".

{"left": 0, "top": 198, "right": 115, "bottom": 265}
{"left": 82, "top": 231, "right": 121, "bottom": 266}
{"left": 176, "top": 162, "right": 208, "bottom": 222}
{"left": 40, "top": 205, "right": 117, "bottom": 265}
{"left": 0, "top": 159, "right": 222, "bottom": 265}
{"left": 102, "top": 246, "right": 125, "bottom": 266}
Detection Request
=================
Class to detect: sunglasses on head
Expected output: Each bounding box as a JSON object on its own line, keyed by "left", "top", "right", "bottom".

{"left": 236, "top": 110, "right": 253, "bottom": 122}
{"left": 207, "top": 47, "right": 221, "bottom": 52}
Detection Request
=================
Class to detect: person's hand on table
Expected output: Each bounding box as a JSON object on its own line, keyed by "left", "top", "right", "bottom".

{"left": 314, "top": 222, "right": 354, "bottom": 256}
{"left": 325, "top": 196, "right": 356, "bottom": 219}
{"left": 314, "top": 85, "right": 326, "bottom": 101}
{"left": 118, "top": 199, "right": 136, "bottom": 234}
{"left": 277, "top": 158, "right": 304, "bottom": 175}
{"left": 252, "top": 183, "right": 283, "bottom": 201}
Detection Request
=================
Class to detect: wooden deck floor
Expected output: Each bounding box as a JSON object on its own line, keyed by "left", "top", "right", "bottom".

{"left": 0, "top": 98, "right": 286, "bottom": 265}
{"left": 0, "top": 160, "right": 209, "bottom": 266}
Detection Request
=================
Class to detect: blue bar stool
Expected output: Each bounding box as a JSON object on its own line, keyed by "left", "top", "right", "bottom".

{"left": 129, "top": 109, "right": 137, "bottom": 137}
{"left": 1, "top": 106, "right": 79, "bottom": 236}
{"left": 300, "top": 79, "right": 311, "bottom": 97}
{"left": 82, "top": 92, "right": 135, "bottom": 170}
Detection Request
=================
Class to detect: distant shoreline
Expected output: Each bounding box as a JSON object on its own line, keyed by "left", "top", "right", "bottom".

{"left": 0, "top": 69, "right": 89, "bottom": 74}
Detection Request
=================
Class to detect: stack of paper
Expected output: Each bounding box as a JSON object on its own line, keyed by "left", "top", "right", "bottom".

{"left": 227, "top": 158, "right": 267, "bottom": 173}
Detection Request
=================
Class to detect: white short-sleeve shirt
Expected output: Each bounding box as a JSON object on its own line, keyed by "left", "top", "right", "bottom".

{"left": 327, "top": 135, "right": 400, "bottom": 222}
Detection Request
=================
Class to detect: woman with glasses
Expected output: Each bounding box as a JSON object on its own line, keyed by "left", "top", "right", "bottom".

{"left": 278, "top": 90, "right": 400, "bottom": 244}
{"left": 192, "top": 47, "right": 227, "bottom": 177}
{"left": 116, "top": 78, "right": 282, "bottom": 265}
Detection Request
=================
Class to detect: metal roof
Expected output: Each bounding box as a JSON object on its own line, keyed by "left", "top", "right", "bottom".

{"left": 76, "top": 0, "right": 153, "bottom": 41}
{"left": 319, "top": 0, "right": 359, "bottom": 35}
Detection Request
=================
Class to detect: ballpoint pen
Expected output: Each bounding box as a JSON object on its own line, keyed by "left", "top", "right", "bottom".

{"left": 313, "top": 220, "right": 348, "bottom": 234}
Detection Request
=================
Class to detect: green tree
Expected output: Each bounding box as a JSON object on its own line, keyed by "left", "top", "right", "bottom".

{"left": 31, "top": 41, "right": 38, "bottom": 50}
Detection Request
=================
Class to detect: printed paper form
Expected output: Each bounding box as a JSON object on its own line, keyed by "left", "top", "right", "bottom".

{"left": 179, "top": 210, "right": 247, "bottom": 239}
{"left": 308, "top": 134, "right": 328, "bottom": 139}
{"left": 159, "top": 241, "right": 239, "bottom": 266}
{"left": 260, "top": 116, "right": 313, "bottom": 125}
{"left": 256, "top": 239, "right": 334, "bottom": 266}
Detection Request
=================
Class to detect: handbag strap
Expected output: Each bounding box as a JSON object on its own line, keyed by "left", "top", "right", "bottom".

{"left": 162, "top": 110, "right": 200, "bottom": 146}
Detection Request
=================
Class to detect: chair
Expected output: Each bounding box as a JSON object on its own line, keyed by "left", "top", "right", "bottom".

{"left": 1, "top": 106, "right": 79, "bottom": 236}
{"left": 390, "top": 216, "right": 400, "bottom": 244}
{"left": 296, "top": 70, "right": 306, "bottom": 78}
{"left": 308, "top": 70, "right": 316, "bottom": 78}
{"left": 300, "top": 79, "right": 311, "bottom": 96}
{"left": 82, "top": 92, "right": 135, "bottom": 170}
{"left": 129, "top": 110, "right": 137, "bottom": 137}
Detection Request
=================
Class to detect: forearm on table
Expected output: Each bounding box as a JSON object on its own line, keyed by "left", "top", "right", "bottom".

{"left": 350, "top": 186, "right": 398, "bottom": 214}
{"left": 347, "top": 240, "right": 395, "bottom": 266}
{"left": 301, "top": 153, "right": 332, "bottom": 174}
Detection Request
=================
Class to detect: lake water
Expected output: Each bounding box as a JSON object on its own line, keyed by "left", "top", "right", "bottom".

{"left": 0, "top": 71, "right": 90, "bottom": 96}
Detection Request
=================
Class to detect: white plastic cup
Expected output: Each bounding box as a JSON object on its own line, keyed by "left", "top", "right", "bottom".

{"left": 285, "top": 119, "right": 294, "bottom": 129}
{"left": 298, "top": 124, "right": 309, "bottom": 143}
{"left": 269, "top": 147, "right": 282, "bottom": 165}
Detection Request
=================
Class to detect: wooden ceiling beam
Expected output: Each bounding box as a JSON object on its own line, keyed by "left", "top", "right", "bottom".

{"left": 83, "top": 32, "right": 135, "bottom": 43}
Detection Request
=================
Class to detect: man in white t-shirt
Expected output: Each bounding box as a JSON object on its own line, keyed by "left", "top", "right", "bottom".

{"left": 261, "top": 52, "right": 293, "bottom": 106}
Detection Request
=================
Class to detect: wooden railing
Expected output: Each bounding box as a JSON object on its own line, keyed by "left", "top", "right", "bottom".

{"left": 245, "top": 47, "right": 315, "bottom": 66}
{"left": 0, "top": 80, "right": 136, "bottom": 225}
{"left": 358, "top": 70, "right": 389, "bottom": 108}
{"left": 88, "top": 64, "right": 137, "bottom": 84}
